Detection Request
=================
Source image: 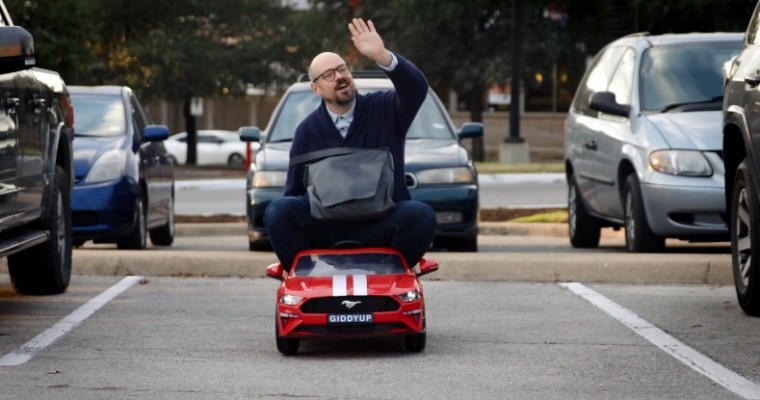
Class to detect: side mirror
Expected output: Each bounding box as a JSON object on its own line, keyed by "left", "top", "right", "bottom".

{"left": 266, "top": 263, "right": 284, "bottom": 281}
{"left": 723, "top": 55, "right": 738, "bottom": 81}
{"left": 589, "top": 92, "right": 631, "bottom": 118}
{"left": 0, "top": 26, "right": 35, "bottom": 74}
{"left": 239, "top": 126, "right": 262, "bottom": 143}
{"left": 143, "top": 125, "right": 170, "bottom": 142}
{"left": 458, "top": 122, "right": 484, "bottom": 140}
{"left": 416, "top": 258, "right": 439, "bottom": 277}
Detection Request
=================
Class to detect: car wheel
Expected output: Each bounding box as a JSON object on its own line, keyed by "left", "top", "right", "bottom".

{"left": 228, "top": 153, "right": 245, "bottom": 166}
{"left": 567, "top": 173, "right": 601, "bottom": 248}
{"left": 8, "top": 166, "right": 72, "bottom": 295}
{"left": 623, "top": 174, "right": 664, "bottom": 252}
{"left": 275, "top": 316, "right": 299, "bottom": 355}
{"left": 150, "top": 191, "right": 175, "bottom": 246}
{"left": 405, "top": 319, "right": 426, "bottom": 352}
{"left": 118, "top": 193, "right": 147, "bottom": 250}
{"left": 730, "top": 159, "right": 760, "bottom": 316}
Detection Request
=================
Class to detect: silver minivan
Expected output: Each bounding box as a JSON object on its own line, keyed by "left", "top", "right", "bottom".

{"left": 564, "top": 32, "right": 742, "bottom": 252}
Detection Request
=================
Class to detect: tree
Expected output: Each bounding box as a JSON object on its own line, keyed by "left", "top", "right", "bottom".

{"left": 5, "top": 0, "right": 100, "bottom": 84}
{"left": 89, "top": 1, "right": 292, "bottom": 164}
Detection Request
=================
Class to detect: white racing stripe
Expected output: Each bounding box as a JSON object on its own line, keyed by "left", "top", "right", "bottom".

{"left": 332, "top": 275, "right": 347, "bottom": 297}
{"left": 353, "top": 275, "right": 368, "bottom": 296}
{"left": 561, "top": 282, "right": 760, "bottom": 400}
{"left": 0, "top": 276, "right": 143, "bottom": 367}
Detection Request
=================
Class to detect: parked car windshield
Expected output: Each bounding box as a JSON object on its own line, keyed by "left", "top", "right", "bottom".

{"left": 267, "top": 88, "right": 455, "bottom": 143}
{"left": 640, "top": 40, "right": 740, "bottom": 112}
{"left": 70, "top": 94, "right": 126, "bottom": 137}
{"left": 293, "top": 252, "right": 408, "bottom": 277}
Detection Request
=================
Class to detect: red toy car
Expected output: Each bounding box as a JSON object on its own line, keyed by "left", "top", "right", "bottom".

{"left": 266, "top": 247, "right": 439, "bottom": 355}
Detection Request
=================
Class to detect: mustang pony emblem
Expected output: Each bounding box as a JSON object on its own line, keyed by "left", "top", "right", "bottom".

{"left": 341, "top": 300, "right": 362, "bottom": 309}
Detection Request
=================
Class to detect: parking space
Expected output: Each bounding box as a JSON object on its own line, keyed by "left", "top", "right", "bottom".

{"left": 0, "top": 274, "right": 757, "bottom": 399}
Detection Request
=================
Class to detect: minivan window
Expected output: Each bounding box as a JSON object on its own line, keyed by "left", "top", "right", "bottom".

{"left": 607, "top": 48, "right": 636, "bottom": 106}
{"left": 640, "top": 41, "right": 740, "bottom": 112}
{"left": 573, "top": 45, "right": 626, "bottom": 114}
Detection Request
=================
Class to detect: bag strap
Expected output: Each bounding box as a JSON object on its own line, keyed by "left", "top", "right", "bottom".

{"left": 288, "top": 147, "right": 369, "bottom": 167}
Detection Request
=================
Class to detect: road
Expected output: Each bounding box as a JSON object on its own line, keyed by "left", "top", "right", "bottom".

{"left": 0, "top": 273, "right": 756, "bottom": 399}
{"left": 175, "top": 173, "right": 568, "bottom": 216}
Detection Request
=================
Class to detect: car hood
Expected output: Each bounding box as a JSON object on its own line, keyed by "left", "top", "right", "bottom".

{"left": 72, "top": 136, "right": 127, "bottom": 177}
{"left": 404, "top": 139, "right": 467, "bottom": 170}
{"left": 258, "top": 139, "right": 466, "bottom": 171}
{"left": 646, "top": 111, "right": 722, "bottom": 150}
{"left": 283, "top": 273, "right": 417, "bottom": 297}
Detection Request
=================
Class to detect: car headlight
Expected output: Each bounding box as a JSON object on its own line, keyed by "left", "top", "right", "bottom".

{"left": 397, "top": 291, "right": 421, "bottom": 302}
{"left": 415, "top": 167, "right": 475, "bottom": 184}
{"left": 252, "top": 171, "right": 287, "bottom": 188}
{"left": 649, "top": 150, "right": 712, "bottom": 177}
{"left": 85, "top": 149, "right": 127, "bottom": 183}
{"left": 280, "top": 294, "right": 303, "bottom": 305}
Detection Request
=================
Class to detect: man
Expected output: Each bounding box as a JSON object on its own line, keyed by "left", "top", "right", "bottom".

{"left": 264, "top": 18, "right": 436, "bottom": 270}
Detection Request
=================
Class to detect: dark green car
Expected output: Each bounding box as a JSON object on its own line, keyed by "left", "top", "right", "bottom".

{"left": 240, "top": 76, "right": 483, "bottom": 252}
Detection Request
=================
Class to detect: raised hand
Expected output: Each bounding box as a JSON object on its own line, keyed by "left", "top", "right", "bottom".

{"left": 348, "top": 18, "right": 392, "bottom": 66}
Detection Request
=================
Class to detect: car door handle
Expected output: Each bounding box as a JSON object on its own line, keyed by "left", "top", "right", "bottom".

{"left": 745, "top": 72, "right": 760, "bottom": 87}
{"left": 29, "top": 98, "right": 45, "bottom": 112}
{"left": 4, "top": 97, "right": 19, "bottom": 110}
{"left": 585, "top": 139, "right": 598, "bottom": 151}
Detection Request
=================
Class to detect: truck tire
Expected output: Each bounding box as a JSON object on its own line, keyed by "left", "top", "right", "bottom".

{"left": 8, "top": 166, "right": 72, "bottom": 295}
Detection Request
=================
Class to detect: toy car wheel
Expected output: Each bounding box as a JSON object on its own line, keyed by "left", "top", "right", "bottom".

{"left": 8, "top": 166, "right": 72, "bottom": 295}
{"left": 730, "top": 159, "right": 760, "bottom": 316}
{"left": 405, "top": 331, "right": 426, "bottom": 352}
{"left": 275, "top": 318, "right": 299, "bottom": 355}
{"left": 623, "top": 174, "right": 664, "bottom": 252}
{"left": 118, "top": 192, "right": 147, "bottom": 250}
{"left": 150, "top": 190, "right": 175, "bottom": 246}
{"left": 567, "top": 173, "right": 601, "bottom": 248}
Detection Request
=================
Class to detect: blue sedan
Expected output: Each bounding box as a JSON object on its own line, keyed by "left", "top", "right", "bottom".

{"left": 69, "top": 86, "right": 175, "bottom": 249}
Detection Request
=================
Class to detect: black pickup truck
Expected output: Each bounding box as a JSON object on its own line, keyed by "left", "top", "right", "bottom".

{"left": 0, "top": 1, "right": 75, "bottom": 294}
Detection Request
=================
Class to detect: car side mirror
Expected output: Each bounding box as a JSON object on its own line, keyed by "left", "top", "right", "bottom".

{"left": 416, "top": 258, "right": 439, "bottom": 277}
{"left": 0, "top": 26, "right": 35, "bottom": 75}
{"left": 589, "top": 91, "right": 631, "bottom": 118}
{"left": 266, "top": 263, "right": 284, "bottom": 280}
{"left": 458, "top": 122, "right": 484, "bottom": 140}
{"left": 143, "top": 125, "right": 170, "bottom": 142}
{"left": 239, "top": 126, "right": 262, "bottom": 143}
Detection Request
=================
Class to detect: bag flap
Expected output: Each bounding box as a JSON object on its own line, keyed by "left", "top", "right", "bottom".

{"left": 307, "top": 150, "right": 388, "bottom": 208}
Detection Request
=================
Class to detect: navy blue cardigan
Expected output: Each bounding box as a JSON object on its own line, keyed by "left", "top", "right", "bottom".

{"left": 284, "top": 53, "right": 428, "bottom": 201}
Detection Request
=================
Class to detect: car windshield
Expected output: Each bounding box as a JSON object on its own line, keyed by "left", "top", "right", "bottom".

{"left": 640, "top": 40, "right": 740, "bottom": 112}
{"left": 70, "top": 94, "right": 126, "bottom": 137}
{"left": 267, "top": 88, "right": 455, "bottom": 142}
{"left": 292, "top": 251, "right": 408, "bottom": 277}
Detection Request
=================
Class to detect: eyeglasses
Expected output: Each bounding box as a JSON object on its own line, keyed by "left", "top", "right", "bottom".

{"left": 312, "top": 64, "right": 350, "bottom": 83}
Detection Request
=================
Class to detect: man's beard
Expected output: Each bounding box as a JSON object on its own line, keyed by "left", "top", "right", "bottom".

{"left": 331, "top": 78, "right": 355, "bottom": 107}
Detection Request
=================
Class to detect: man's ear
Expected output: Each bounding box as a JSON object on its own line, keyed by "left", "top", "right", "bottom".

{"left": 311, "top": 82, "right": 320, "bottom": 95}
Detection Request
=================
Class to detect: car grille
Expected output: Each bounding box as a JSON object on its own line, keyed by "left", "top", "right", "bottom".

{"left": 300, "top": 296, "right": 400, "bottom": 314}
{"left": 294, "top": 323, "right": 409, "bottom": 335}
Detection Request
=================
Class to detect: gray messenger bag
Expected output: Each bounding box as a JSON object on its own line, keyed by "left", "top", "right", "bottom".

{"left": 288, "top": 147, "right": 395, "bottom": 223}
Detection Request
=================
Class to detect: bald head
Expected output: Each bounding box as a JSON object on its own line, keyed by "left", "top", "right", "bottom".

{"left": 309, "top": 52, "right": 346, "bottom": 82}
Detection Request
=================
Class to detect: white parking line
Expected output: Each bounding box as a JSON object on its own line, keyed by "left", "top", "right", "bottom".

{"left": 0, "top": 276, "right": 143, "bottom": 367}
{"left": 560, "top": 282, "right": 760, "bottom": 400}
